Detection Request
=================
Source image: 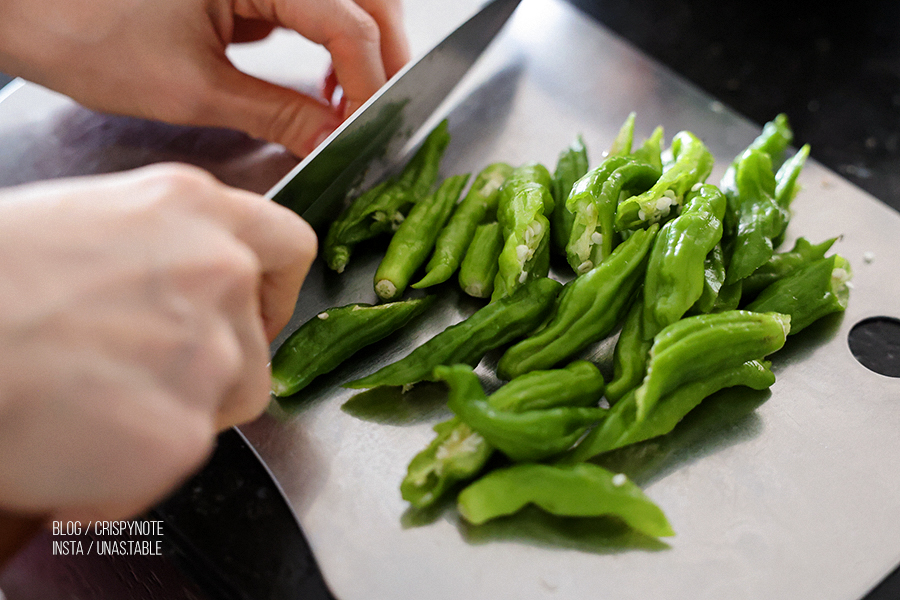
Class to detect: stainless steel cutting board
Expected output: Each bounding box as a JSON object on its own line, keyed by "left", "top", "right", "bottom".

{"left": 0, "top": 0, "right": 897, "bottom": 598}
{"left": 240, "top": 2, "right": 900, "bottom": 599}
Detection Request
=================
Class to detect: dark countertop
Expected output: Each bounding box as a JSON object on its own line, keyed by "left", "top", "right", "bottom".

{"left": 1, "top": 1, "right": 899, "bottom": 598}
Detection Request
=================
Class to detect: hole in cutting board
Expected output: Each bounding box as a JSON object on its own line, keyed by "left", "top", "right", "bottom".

{"left": 848, "top": 316, "right": 900, "bottom": 378}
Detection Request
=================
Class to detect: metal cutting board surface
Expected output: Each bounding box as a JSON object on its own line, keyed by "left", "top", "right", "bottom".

{"left": 240, "top": 0, "right": 900, "bottom": 599}
{"left": 0, "top": 0, "right": 896, "bottom": 598}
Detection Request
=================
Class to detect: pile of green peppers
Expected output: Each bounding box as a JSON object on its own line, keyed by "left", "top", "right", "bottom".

{"left": 269, "top": 113, "right": 852, "bottom": 542}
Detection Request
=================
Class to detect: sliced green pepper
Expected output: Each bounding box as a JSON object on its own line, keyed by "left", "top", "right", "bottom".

{"left": 497, "top": 224, "right": 658, "bottom": 380}
{"left": 402, "top": 361, "right": 606, "bottom": 508}
{"left": 746, "top": 254, "right": 851, "bottom": 333}
{"left": 323, "top": 120, "right": 450, "bottom": 273}
{"left": 741, "top": 236, "right": 838, "bottom": 299}
{"left": 413, "top": 163, "right": 513, "bottom": 289}
{"left": 565, "top": 129, "right": 663, "bottom": 274}
{"left": 374, "top": 173, "right": 469, "bottom": 300}
{"left": 605, "top": 289, "right": 651, "bottom": 404}
{"left": 270, "top": 296, "right": 435, "bottom": 397}
{"left": 635, "top": 310, "right": 790, "bottom": 421}
{"left": 345, "top": 276, "right": 562, "bottom": 389}
{"left": 775, "top": 143, "right": 810, "bottom": 210}
{"left": 608, "top": 111, "right": 636, "bottom": 156}
{"left": 456, "top": 463, "right": 674, "bottom": 538}
{"left": 458, "top": 221, "right": 504, "bottom": 298}
{"left": 720, "top": 113, "right": 792, "bottom": 238}
{"left": 549, "top": 135, "right": 590, "bottom": 256}
{"left": 615, "top": 131, "right": 714, "bottom": 231}
{"left": 567, "top": 359, "right": 775, "bottom": 462}
{"left": 725, "top": 149, "right": 790, "bottom": 284}
{"left": 402, "top": 417, "right": 492, "bottom": 509}
{"left": 492, "top": 163, "right": 555, "bottom": 301}
{"left": 435, "top": 363, "right": 606, "bottom": 462}
{"left": 688, "top": 243, "right": 727, "bottom": 315}
{"left": 641, "top": 183, "right": 726, "bottom": 338}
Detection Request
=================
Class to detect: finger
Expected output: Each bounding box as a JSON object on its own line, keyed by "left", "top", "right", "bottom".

{"left": 164, "top": 165, "right": 317, "bottom": 340}
{"left": 352, "top": 0, "right": 411, "bottom": 78}
{"left": 222, "top": 191, "right": 317, "bottom": 341}
{"left": 213, "top": 266, "right": 272, "bottom": 430}
{"left": 204, "top": 60, "right": 341, "bottom": 156}
{"left": 129, "top": 164, "right": 316, "bottom": 340}
{"left": 239, "top": 0, "right": 387, "bottom": 116}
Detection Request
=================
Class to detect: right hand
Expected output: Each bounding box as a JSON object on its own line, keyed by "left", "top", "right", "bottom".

{"left": 0, "top": 0, "right": 410, "bottom": 156}
{"left": 0, "top": 163, "right": 316, "bottom": 523}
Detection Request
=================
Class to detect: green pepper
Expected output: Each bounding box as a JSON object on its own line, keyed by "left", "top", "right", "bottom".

{"left": 724, "top": 149, "right": 790, "bottom": 284}
{"left": 492, "top": 163, "right": 555, "bottom": 300}
{"left": 549, "top": 135, "right": 589, "bottom": 255}
{"left": 489, "top": 360, "right": 606, "bottom": 411}
{"left": 456, "top": 463, "right": 674, "bottom": 538}
{"left": 611, "top": 111, "right": 636, "bottom": 152}
{"left": 605, "top": 289, "right": 651, "bottom": 404}
{"left": 720, "top": 114, "right": 792, "bottom": 237}
{"left": 323, "top": 120, "right": 450, "bottom": 273}
{"left": 565, "top": 128, "right": 663, "bottom": 274}
{"left": 270, "top": 296, "right": 435, "bottom": 397}
{"left": 615, "top": 131, "right": 714, "bottom": 231}
{"left": 746, "top": 254, "right": 851, "bottom": 333}
{"left": 688, "top": 243, "right": 727, "bottom": 315}
{"left": 497, "top": 224, "right": 658, "bottom": 380}
{"left": 401, "top": 361, "right": 606, "bottom": 508}
{"left": 775, "top": 143, "right": 810, "bottom": 210}
{"left": 413, "top": 163, "right": 513, "bottom": 289}
{"left": 635, "top": 310, "right": 790, "bottom": 421}
{"left": 741, "top": 236, "right": 838, "bottom": 299}
{"left": 566, "top": 359, "right": 776, "bottom": 463}
{"left": 402, "top": 417, "right": 492, "bottom": 509}
{"left": 457, "top": 221, "right": 504, "bottom": 298}
{"left": 321, "top": 180, "right": 392, "bottom": 273}
{"left": 437, "top": 365, "right": 606, "bottom": 463}
{"left": 641, "top": 183, "right": 726, "bottom": 338}
{"left": 374, "top": 173, "right": 470, "bottom": 300}
{"left": 345, "top": 276, "right": 562, "bottom": 389}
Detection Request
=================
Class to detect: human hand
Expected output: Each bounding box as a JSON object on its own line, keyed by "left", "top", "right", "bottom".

{"left": 0, "top": 0, "right": 410, "bottom": 157}
{"left": 0, "top": 163, "right": 315, "bottom": 523}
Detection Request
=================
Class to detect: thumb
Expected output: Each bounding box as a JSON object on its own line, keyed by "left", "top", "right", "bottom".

{"left": 203, "top": 62, "right": 342, "bottom": 157}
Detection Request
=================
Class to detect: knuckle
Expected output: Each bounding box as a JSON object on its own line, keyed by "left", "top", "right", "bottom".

{"left": 349, "top": 11, "right": 381, "bottom": 46}
{"left": 327, "top": 7, "right": 381, "bottom": 56}
{"left": 216, "top": 242, "right": 261, "bottom": 293}
{"left": 138, "top": 163, "right": 218, "bottom": 206}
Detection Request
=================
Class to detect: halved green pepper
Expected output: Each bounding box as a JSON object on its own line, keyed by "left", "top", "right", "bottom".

{"left": 746, "top": 254, "right": 851, "bottom": 333}
{"left": 456, "top": 463, "right": 675, "bottom": 538}
{"left": 437, "top": 364, "right": 607, "bottom": 463}
{"left": 270, "top": 296, "right": 435, "bottom": 397}
{"left": 402, "top": 361, "right": 606, "bottom": 508}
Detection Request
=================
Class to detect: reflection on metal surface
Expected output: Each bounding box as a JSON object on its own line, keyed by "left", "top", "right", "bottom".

{"left": 266, "top": 0, "right": 522, "bottom": 229}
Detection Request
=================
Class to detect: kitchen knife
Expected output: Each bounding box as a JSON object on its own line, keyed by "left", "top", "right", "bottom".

{"left": 265, "top": 0, "right": 522, "bottom": 228}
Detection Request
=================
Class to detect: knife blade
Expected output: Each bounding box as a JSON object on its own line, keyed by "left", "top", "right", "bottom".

{"left": 265, "top": 0, "right": 522, "bottom": 228}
